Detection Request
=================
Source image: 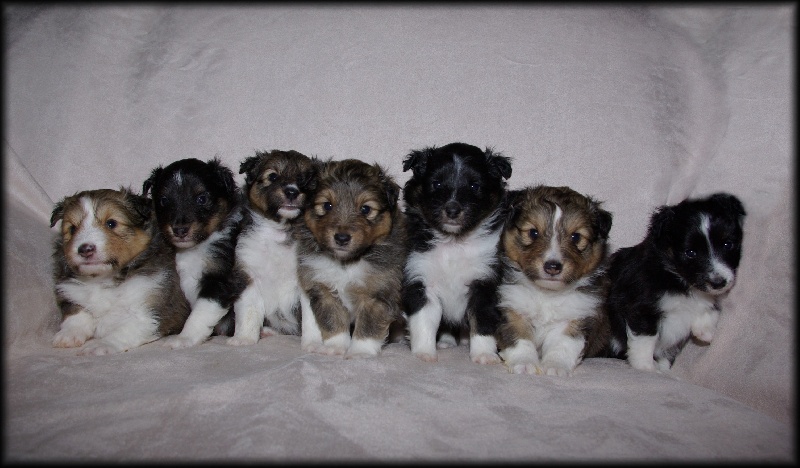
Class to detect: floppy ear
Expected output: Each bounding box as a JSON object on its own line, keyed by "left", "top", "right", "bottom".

{"left": 298, "top": 157, "right": 324, "bottom": 193}
{"left": 122, "top": 187, "right": 153, "bottom": 225}
{"left": 484, "top": 148, "right": 513, "bottom": 180}
{"left": 402, "top": 147, "right": 431, "bottom": 177}
{"left": 591, "top": 202, "right": 613, "bottom": 240}
{"left": 503, "top": 189, "right": 525, "bottom": 225}
{"left": 208, "top": 157, "right": 237, "bottom": 198}
{"left": 647, "top": 205, "right": 674, "bottom": 249}
{"left": 50, "top": 199, "right": 66, "bottom": 228}
{"left": 376, "top": 164, "right": 400, "bottom": 211}
{"left": 239, "top": 154, "right": 261, "bottom": 187}
{"left": 142, "top": 166, "right": 162, "bottom": 197}
{"left": 710, "top": 192, "right": 747, "bottom": 225}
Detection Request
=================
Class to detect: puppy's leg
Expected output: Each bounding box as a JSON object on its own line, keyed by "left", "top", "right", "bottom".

{"left": 227, "top": 287, "right": 265, "bottom": 346}
{"left": 347, "top": 297, "right": 395, "bottom": 359}
{"left": 405, "top": 280, "right": 442, "bottom": 362}
{"left": 466, "top": 280, "right": 502, "bottom": 365}
{"left": 625, "top": 325, "right": 659, "bottom": 372}
{"left": 300, "top": 291, "right": 323, "bottom": 351}
{"left": 161, "top": 298, "right": 228, "bottom": 349}
{"left": 304, "top": 285, "right": 351, "bottom": 356}
{"left": 537, "top": 321, "right": 585, "bottom": 377}
{"left": 53, "top": 310, "right": 95, "bottom": 348}
{"left": 81, "top": 306, "right": 160, "bottom": 355}
{"left": 497, "top": 310, "right": 539, "bottom": 374}
{"left": 691, "top": 308, "right": 720, "bottom": 343}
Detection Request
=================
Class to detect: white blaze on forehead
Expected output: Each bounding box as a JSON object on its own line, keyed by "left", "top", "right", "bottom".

{"left": 73, "top": 196, "right": 106, "bottom": 255}
{"left": 700, "top": 213, "right": 735, "bottom": 285}
{"left": 173, "top": 170, "right": 183, "bottom": 186}
{"left": 545, "top": 204, "right": 563, "bottom": 262}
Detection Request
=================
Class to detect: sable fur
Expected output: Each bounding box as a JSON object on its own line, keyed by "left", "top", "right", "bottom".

{"left": 142, "top": 157, "right": 248, "bottom": 348}
{"left": 227, "top": 149, "right": 315, "bottom": 345}
{"left": 495, "top": 185, "right": 613, "bottom": 376}
{"left": 295, "top": 158, "right": 407, "bottom": 358}
{"left": 50, "top": 188, "right": 190, "bottom": 355}
{"left": 604, "top": 192, "right": 746, "bottom": 371}
{"left": 401, "top": 142, "right": 513, "bottom": 363}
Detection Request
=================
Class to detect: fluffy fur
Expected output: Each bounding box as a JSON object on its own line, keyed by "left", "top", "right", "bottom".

{"left": 495, "top": 185, "right": 613, "bottom": 376}
{"left": 50, "top": 188, "right": 190, "bottom": 355}
{"left": 605, "top": 192, "right": 747, "bottom": 372}
{"left": 142, "top": 157, "right": 248, "bottom": 349}
{"left": 401, "top": 142, "right": 512, "bottom": 364}
{"left": 226, "top": 149, "right": 315, "bottom": 346}
{"left": 295, "top": 158, "right": 407, "bottom": 358}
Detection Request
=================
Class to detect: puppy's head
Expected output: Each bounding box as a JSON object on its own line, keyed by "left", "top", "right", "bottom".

{"left": 402, "top": 142, "right": 512, "bottom": 236}
{"left": 502, "top": 185, "right": 613, "bottom": 291}
{"left": 239, "top": 149, "right": 315, "bottom": 222}
{"left": 304, "top": 158, "right": 400, "bottom": 262}
{"left": 50, "top": 188, "right": 153, "bottom": 277}
{"left": 142, "top": 157, "right": 238, "bottom": 249}
{"left": 648, "top": 192, "right": 746, "bottom": 295}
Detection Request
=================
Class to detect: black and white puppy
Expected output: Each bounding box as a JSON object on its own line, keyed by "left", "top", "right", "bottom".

{"left": 605, "top": 192, "right": 746, "bottom": 372}
{"left": 296, "top": 158, "right": 407, "bottom": 358}
{"left": 495, "top": 185, "right": 613, "bottom": 376}
{"left": 50, "top": 188, "right": 190, "bottom": 355}
{"left": 142, "top": 157, "right": 248, "bottom": 349}
{"left": 401, "top": 142, "right": 512, "bottom": 363}
{"left": 226, "top": 149, "right": 314, "bottom": 346}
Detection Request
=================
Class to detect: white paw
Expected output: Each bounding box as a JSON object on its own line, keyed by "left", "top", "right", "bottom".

{"left": 508, "top": 362, "right": 538, "bottom": 374}
{"left": 226, "top": 336, "right": 258, "bottom": 346}
{"left": 471, "top": 352, "right": 502, "bottom": 365}
{"left": 260, "top": 326, "right": 278, "bottom": 338}
{"left": 161, "top": 335, "right": 204, "bottom": 350}
{"left": 414, "top": 352, "right": 438, "bottom": 362}
{"left": 536, "top": 363, "right": 573, "bottom": 377}
{"left": 53, "top": 330, "right": 88, "bottom": 348}
{"left": 436, "top": 333, "right": 458, "bottom": 349}
{"left": 305, "top": 342, "right": 347, "bottom": 356}
{"left": 78, "top": 340, "right": 121, "bottom": 356}
{"left": 629, "top": 357, "right": 659, "bottom": 372}
{"left": 656, "top": 358, "right": 672, "bottom": 371}
{"left": 692, "top": 328, "right": 714, "bottom": 343}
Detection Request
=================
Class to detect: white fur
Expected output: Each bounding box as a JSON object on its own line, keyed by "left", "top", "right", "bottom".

{"left": 701, "top": 215, "right": 736, "bottom": 294}
{"left": 498, "top": 268, "right": 600, "bottom": 375}
{"left": 626, "top": 329, "right": 660, "bottom": 372}
{"left": 405, "top": 215, "right": 502, "bottom": 361}
{"left": 227, "top": 211, "right": 301, "bottom": 346}
{"left": 54, "top": 273, "right": 163, "bottom": 355}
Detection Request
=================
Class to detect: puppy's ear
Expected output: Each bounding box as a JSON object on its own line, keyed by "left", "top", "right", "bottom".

{"left": 648, "top": 205, "right": 675, "bottom": 249}
{"left": 376, "top": 164, "right": 400, "bottom": 210}
{"left": 142, "top": 166, "right": 163, "bottom": 197}
{"left": 298, "top": 158, "right": 324, "bottom": 193}
{"left": 50, "top": 199, "right": 66, "bottom": 228}
{"left": 402, "top": 148, "right": 431, "bottom": 177}
{"left": 591, "top": 200, "right": 613, "bottom": 240}
{"left": 710, "top": 192, "right": 747, "bottom": 224}
{"left": 503, "top": 189, "right": 525, "bottom": 224}
{"left": 208, "top": 158, "right": 237, "bottom": 197}
{"left": 485, "top": 148, "right": 513, "bottom": 180}
{"left": 239, "top": 154, "right": 261, "bottom": 186}
{"left": 122, "top": 186, "right": 153, "bottom": 225}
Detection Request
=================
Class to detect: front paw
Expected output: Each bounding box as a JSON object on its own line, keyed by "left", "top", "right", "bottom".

{"left": 507, "top": 362, "right": 539, "bottom": 375}
{"left": 692, "top": 327, "right": 714, "bottom": 343}
{"left": 436, "top": 333, "right": 458, "bottom": 349}
{"left": 78, "top": 340, "right": 122, "bottom": 356}
{"left": 413, "top": 352, "right": 438, "bottom": 362}
{"left": 535, "top": 362, "right": 574, "bottom": 377}
{"left": 307, "top": 343, "right": 347, "bottom": 356}
{"left": 226, "top": 336, "right": 258, "bottom": 346}
{"left": 628, "top": 357, "right": 660, "bottom": 373}
{"left": 161, "top": 335, "right": 204, "bottom": 350}
{"left": 471, "top": 352, "right": 501, "bottom": 365}
{"left": 53, "top": 330, "right": 89, "bottom": 348}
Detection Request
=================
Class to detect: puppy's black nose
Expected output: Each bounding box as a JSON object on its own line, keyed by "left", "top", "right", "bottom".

{"left": 334, "top": 233, "right": 351, "bottom": 246}
{"left": 173, "top": 226, "right": 190, "bottom": 238}
{"left": 708, "top": 277, "right": 728, "bottom": 290}
{"left": 284, "top": 187, "right": 299, "bottom": 201}
{"left": 444, "top": 201, "right": 462, "bottom": 219}
{"left": 77, "top": 243, "right": 96, "bottom": 258}
{"left": 544, "top": 260, "right": 562, "bottom": 276}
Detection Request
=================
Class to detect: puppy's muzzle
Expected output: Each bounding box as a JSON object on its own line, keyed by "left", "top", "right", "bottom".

{"left": 544, "top": 260, "right": 563, "bottom": 276}
{"left": 78, "top": 243, "right": 96, "bottom": 259}
{"left": 284, "top": 187, "right": 299, "bottom": 201}
{"left": 444, "top": 201, "right": 462, "bottom": 219}
{"left": 334, "top": 232, "right": 351, "bottom": 246}
{"left": 172, "top": 225, "right": 190, "bottom": 239}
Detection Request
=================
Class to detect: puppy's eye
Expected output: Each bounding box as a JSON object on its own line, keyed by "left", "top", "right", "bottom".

{"left": 323, "top": 202, "right": 333, "bottom": 212}
{"left": 722, "top": 241, "right": 735, "bottom": 251}
{"left": 432, "top": 180, "right": 442, "bottom": 190}
{"left": 571, "top": 233, "right": 581, "bottom": 244}
{"left": 267, "top": 173, "right": 279, "bottom": 183}
{"left": 106, "top": 219, "right": 118, "bottom": 229}
{"left": 159, "top": 196, "right": 169, "bottom": 207}
{"left": 196, "top": 194, "right": 209, "bottom": 205}
{"left": 529, "top": 228, "right": 539, "bottom": 240}
{"left": 470, "top": 182, "right": 480, "bottom": 192}
{"left": 360, "top": 205, "right": 371, "bottom": 216}
{"left": 685, "top": 249, "right": 697, "bottom": 259}
{"left": 68, "top": 225, "right": 76, "bottom": 235}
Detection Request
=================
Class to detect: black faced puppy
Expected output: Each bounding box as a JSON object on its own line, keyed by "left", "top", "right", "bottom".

{"left": 402, "top": 142, "right": 512, "bottom": 364}
{"left": 227, "top": 149, "right": 314, "bottom": 346}
{"left": 495, "top": 185, "right": 613, "bottom": 376}
{"left": 50, "top": 188, "right": 190, "bottom": 355}
{"left": 295, "top": 158, "right": 407, "bottom": 358}
{"left": 605, "top": 192, "right": 746, "bottom": 372}
{"left": 142, "top": 157, "right": 248, "bottom": 349}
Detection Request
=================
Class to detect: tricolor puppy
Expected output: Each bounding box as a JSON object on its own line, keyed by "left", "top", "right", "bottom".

{"left": 227, "top": 149, "right": 314, "bottom": 346}
{"left": 50, "top": 188, "right": 190, "bottom": 355}
{"left": 401, "top": 142, "right": 512, "bottom": 364}
{"left": 142, "top": 157, "right": 248, "bottom": 349}
{"left": 295, "top": 158, "right": 407, "bottom": 358}
{"left": 605, "top": 192, "right": 746, "bottom": 372}
{"left": 495, "top": 185, "right": 613, "bottom": 376}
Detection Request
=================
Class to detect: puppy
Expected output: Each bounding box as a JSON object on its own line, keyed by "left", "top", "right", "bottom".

{"left": 295, "top": 158, "right": 407, "bottom": 358}
{"left": 401, "top": 142, "right": 512, "bottom": 363}
{"left": 605, "top": 192, "right": 746, "bottom": 372}
{"left": 50, "top": 188, "right": 190, "bottom": 355}
{"left": 142, "top": 157, "right": 248, "bottom": 349}
{"left": 226, "top": 149, "right": 314, "bottom": 346}
{"left": 495, "top": 185, "right": 613, "bottom": 376}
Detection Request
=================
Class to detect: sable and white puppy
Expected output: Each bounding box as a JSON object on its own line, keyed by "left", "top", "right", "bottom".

{"left": 605, "top": 192, "right": 746, "bottom": 372}
{"left": 50, "top": 188, "right": 190, "bottom": 355}
{"left": 226, "top": 149, "right": 314, "bottom": 346}
{"left": 142, "top": 157, "right": 248, "bottom": 349}
{"left": 295, "top": 158, "right": 407, "bottom": 358}
{"left": 401, "top": 142, "right": 512, "bottom": 364}
{"left": 495, "top": 186, "right": 613, "bottom": 376}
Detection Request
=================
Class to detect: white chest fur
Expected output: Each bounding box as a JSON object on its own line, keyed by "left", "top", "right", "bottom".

{"left": 175, "top": 230, "right": 225, "bottom": 305}
{"left": 657, "top": 290, "right": 720, "bottom": 350}
{"left": 303, "top": 254, "right": 372, "bottom": 319}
